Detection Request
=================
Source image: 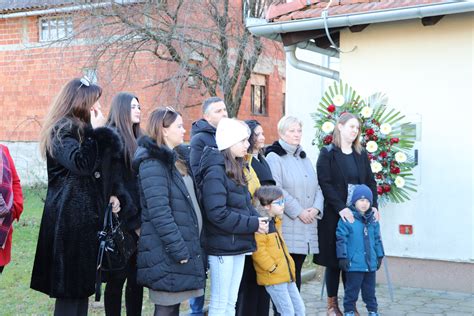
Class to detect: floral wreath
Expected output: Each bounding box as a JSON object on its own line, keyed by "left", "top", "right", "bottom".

{"left": 312, "top": 81, "right": 417, "bottom": 205}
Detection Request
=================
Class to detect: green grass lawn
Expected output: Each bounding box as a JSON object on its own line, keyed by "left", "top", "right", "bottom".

{"left": 1, "top": 186, "right": 321, "bottom": 315}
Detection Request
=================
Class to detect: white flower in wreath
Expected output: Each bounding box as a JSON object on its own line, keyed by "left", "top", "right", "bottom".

{"left": 380, "top": 123, "right": 392, "bottom": 135}
{"left": 332, "top": 94, "right": 345, "bottom": 107}
{"left": 370, "top": 161, "right": 382, "bottom": 173}
{"left": 361, "top": 106, "right": 373, "bottom": 118}
{"left": 321, "top": 121, "right": 335, "bottom": 133}
{"left": 395, "top": 152, "right": 407, "bottom": 163}
{"left": 395, "top": 176, "right": 405, "bottom": 188}
{"left": 366, "top": 141, "right": 378, "bottom": 153}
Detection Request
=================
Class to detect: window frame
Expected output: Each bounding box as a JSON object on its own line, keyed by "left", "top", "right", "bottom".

{"left": 39, "top": 16, "right": 73, "bottom": 42}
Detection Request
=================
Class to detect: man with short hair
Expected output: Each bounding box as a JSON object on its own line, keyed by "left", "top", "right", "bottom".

{"left": 189, "top": 96, "right": 228, "bottom": 177}
{"left": 188, "top": 96, "right": 228, "bottom": 316}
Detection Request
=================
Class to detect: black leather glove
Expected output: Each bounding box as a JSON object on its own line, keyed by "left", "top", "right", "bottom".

{"left": 338, "top": 258, "right": 349, "bottom": 271}
{"left": 377, "top": 257, "right": 383, "bottom": 270}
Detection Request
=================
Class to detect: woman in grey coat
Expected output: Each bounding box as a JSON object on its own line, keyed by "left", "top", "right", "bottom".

{"left": 265, "top": 116, "right": 324, "bottom": 291}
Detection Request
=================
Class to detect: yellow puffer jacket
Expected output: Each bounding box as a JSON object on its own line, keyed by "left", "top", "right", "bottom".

{"left": 244, "top": 154, "right": 260, "bottom": 197}
{"left": 252, "top": 217, "right": 296, "bottom": 286}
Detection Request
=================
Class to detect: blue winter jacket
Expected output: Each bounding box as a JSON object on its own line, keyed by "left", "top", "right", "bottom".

{"left": 336, "top": 207, "right": 384, "bottom": 272}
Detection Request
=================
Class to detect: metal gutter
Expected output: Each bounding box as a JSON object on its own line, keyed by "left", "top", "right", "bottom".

{"left": 247, "top": 2, "right": 474, "bottom": 39}
{"left": 0, "top": 0, "right": 142, "bottom": 19}
{"left": 247, "top": 1, "right": 473, "bottom": 79}
{"left": 285, "top": 45, "right": 339, "bottom": 80}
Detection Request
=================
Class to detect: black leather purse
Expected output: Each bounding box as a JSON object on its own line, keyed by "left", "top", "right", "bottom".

{"left": 95, "top": 203, "right": 136, "bottom": 301}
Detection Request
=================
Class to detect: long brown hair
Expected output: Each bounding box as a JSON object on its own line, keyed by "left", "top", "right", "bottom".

{"left": 332, "top": 112, "right": 362, "bottom": 154}
{"left": 222, "top": 148, "right": 247, "bottom": 186}
{"left": 39, "top": 78, "right": 102, "bottom": 159}
{"left": 145, "top": 107, "right": 187, "bottom": 175}
{"left": 106, "top": 92, "right": 142, "bottom": 169}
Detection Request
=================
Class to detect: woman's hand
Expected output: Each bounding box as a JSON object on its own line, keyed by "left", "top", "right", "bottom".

{"left": 90, "top": 107, "right": 105, "bottom": 128}
{"left": 298, "top": 209, "right": 314, "bottom": 224}
{"left": 109, "top": 196, "right": 121, "bottom": 213}
{"left": 257, "top": 217, "right": 269, "bottom": 234}
{"left": 372, "top": 207, "right": 380, "bottom": 221}
{"left": 339, "top": 207, "right": 355, "bottom": 223}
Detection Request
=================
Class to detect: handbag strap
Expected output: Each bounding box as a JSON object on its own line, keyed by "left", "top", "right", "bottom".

{"left": 95, "top": 203, "right": 113, "bottom": 302}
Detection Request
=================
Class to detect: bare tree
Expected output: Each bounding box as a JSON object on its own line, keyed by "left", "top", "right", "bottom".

{"left": 68, "top": 0, "right": 273, "bottom": 117}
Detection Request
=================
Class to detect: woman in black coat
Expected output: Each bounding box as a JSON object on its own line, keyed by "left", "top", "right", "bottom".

{"left": 133, "top": 108, "right": 206, "bottom": 316}
{"left": 104, "top": 92, "right": 144, "bottom": 316}
{"left": 31, "top": 78, "right": 124, "bottom": 316}
{"left": 197, "top": 118, "right": 268, "bottom": 316}
{"left": 235, "top": 119, "right": 275, "bottom": 316}
{"left": 313, "top": 113, "right": 378, "bottom": 316}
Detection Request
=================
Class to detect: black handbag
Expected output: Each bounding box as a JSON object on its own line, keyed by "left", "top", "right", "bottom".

{"left": 95, "top": 203, "right": 136, "bottom": 301}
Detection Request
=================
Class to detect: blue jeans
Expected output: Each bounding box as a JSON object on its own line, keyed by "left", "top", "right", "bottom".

{"left": 265, "top": 282, "right": 305, "bottom": 316}
{"left": 208, "top": 254, "right": 246, "bottom": 316}
{"left": 344, "top": 271, "right": 377, "bottom": 313}
{"left": 189, "top": 294, "right": 204, "bottom": 316}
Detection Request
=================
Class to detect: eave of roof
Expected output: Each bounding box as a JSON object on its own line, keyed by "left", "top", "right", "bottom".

{"left": 247, "top": 1, "right": 474, "bottom": 40}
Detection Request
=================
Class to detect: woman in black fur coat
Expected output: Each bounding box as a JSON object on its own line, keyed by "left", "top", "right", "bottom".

{"left": 31, "top": 78, "right": 125, "bottom": 316}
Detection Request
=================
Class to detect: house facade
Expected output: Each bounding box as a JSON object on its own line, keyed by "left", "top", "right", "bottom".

{"left": 248, "top": 0, "right": 474, "bottom": 292}
{"left": 0, "top": 0, "right": 286, "bottom": 183}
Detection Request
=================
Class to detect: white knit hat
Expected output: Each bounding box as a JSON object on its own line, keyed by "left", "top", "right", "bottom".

{"left": 216, "top": 118, "right": 250, "bottom": 151}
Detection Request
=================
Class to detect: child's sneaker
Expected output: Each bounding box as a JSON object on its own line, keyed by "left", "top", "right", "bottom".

{"left": 368, "top": 312, "right": 380, "bottom": 316}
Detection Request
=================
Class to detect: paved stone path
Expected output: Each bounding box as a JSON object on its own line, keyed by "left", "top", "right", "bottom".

{"left": 300, "top": 277, "right": 473, "bottom": 315}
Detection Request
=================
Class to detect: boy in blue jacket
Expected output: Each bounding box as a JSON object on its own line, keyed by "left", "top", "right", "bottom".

{"left": 336, "top": 184, "right": 384, "bottom": 316}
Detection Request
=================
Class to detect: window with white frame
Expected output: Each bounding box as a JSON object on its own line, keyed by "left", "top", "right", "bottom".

{"left": 250, "top": 73, "right": 267, "bottom": 116}
{"left": 39, "top": 16, "right": 73, "bottom": 42}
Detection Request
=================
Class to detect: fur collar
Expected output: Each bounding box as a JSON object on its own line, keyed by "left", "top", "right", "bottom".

{"left": 135, "top": 136, "right": 176, "bottom": 168}
{"left": 265, "top": 140, "right": 307, "bottom": 159}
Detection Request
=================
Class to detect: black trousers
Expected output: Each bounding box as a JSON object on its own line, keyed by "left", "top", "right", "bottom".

{"left": 104, "top": 252, "right": 143, "bottom": 316}
{"left": 325, "top": 266, "right": 346, "bottom": 297}
{"left": 54, "top": 298, "right": 89, "bottom": 316}
{"left": 154, "top": 303, "right": 180, "bottom": 316}
{"left": 236, "top": 255, "right": 270, "bottom": 316}
{"left": 343, "top": 272, "right": 377, "bottom": 313}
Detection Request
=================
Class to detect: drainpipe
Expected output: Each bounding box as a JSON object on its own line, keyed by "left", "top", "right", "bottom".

{"left": 285, "top": 45, "right": 339, "bottom": 80}
{"left": 0, "top": 0, "right": 141, "bottom": 19}
{"left": 296, "top": 40, "right": 339, "bottom": 58}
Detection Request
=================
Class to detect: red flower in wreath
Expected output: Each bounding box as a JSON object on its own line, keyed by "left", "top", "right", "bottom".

{"left": 377, "top": 186, "right": 384, "bottom": 195}
{"left": 327, "top": 104, "right": 336, "bottom": 113}
{"left": 390, "top": 167, "right": 401, "bottom": 174}
{"left": 323, "top": 135, "right": 333, "bottom": 145}
{"left": 379, "top": 151, "right": 388, "bottom": 158}
{"left": 383, "top": 184, "right": 391, "bottom": 193}
{"left": 390, "top": 137, "right": 400, "bottom": 144}
{"left": 366, "top": 128, "right": 375, "bottom": 136}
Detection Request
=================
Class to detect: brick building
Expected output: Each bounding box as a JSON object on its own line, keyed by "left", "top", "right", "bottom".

{"left": 0, "top": 0, "right": 286, "bottom": 144}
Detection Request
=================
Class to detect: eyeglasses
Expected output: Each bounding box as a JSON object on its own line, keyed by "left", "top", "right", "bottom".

{"left": 272, "top": 198, "right": 285, "bottom": 206}
{"left": 76, "top": 76, "right": 91, "bottom": 92}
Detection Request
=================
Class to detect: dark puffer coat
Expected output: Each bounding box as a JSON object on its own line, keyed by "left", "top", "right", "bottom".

{"left": 189, "top": 119, "right": 216, "bottom": 180}
{"left": 132, "top": 136, "right": 206, "bottom": 292}
{"left": 197, "top": 146, "right": 260, "bottom": 256}
{"left": 31, "top": 123, "right": 125, "bottom": 298}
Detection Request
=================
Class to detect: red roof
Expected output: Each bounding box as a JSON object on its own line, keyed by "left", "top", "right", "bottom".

{"left": 267, "top": 0, "right": 449, "bottom": 22}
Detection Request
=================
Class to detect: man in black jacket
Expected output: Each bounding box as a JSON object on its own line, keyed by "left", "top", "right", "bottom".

{"left": 188, "top": 96, "right": 227, "bottom": 316}
{"left": 189, "top": 97, "right": 228, "bottom": 177}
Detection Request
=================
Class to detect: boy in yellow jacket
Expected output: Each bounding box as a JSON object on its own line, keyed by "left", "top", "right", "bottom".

{"left": 252, "top": 186, "right": 305, "bottom": 316}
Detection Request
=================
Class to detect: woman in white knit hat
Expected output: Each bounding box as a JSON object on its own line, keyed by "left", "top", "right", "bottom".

{"left": 197, "top": 118, "right": 269, "bottom": 316}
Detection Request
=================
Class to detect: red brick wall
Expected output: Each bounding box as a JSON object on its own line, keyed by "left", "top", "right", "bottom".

{"left": 0, "top": 12, "right": 285, "bottom": 143}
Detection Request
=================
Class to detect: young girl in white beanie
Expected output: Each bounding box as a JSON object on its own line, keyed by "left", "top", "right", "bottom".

{"left": 197, "top": 118, "right": 269, "bottom": 316}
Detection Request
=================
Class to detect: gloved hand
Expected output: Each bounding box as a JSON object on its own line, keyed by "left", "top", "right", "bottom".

{"left": 377, "top": 257, "right": 383, "bottom": 270}
{"left": 338, "top": 258, "right": 350, "bottom": 271}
